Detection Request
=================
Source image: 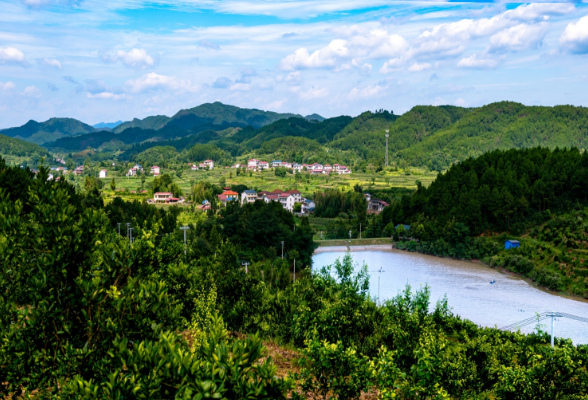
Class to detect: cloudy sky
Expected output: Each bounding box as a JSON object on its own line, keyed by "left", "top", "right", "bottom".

{"left": 1, "top": 0, "right": 588, "bottom": 128}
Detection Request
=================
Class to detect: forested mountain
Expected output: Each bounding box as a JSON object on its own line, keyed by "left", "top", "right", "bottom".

{"left": 113, "top": 101, "right": 300, "bottom": 133}
{"left": 15, "top": 101, "right": 588, "bottom": 171}
{"left": 398, "top": 102, "right": 588, "bottom": 170}
{"left": 0, "top": 134, "right": 50, "bottom": 160}
{"left": 1, "top": 118, "right": 96, "bottom": 145}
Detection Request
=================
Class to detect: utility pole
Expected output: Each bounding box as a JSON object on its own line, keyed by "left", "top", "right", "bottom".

{"left": 243, "top": 262, "right": 250, "bottom": 273}
{"left": 180, "top": 226, "right": 190, "bottom": 257}
{"left": 385, "top": 130, "right": 389, "bottom": 167}
{"left": 129, "top": 228, "right": 134, "bottom": 244}
{"left": 117, "top": 223, "right": 121, "bottom": 236}
{"left": 349, "top": 229, "right": 352, "bottom": 243}
{"left": 281, "top": 241, "right": 284, "bottom": 259}
{"left": 377, "top": 267, "right": 384, "bottom": 305}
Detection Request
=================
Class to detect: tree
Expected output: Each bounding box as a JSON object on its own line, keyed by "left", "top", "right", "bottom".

{"left": 275, "top": 167, "right": 287, "bottom": 178}
{"left": 293, "top": 202, "right": 302, "bottom": 212}
{"left": 354, "top": 184, "right": 363, "bottom": 193}
{"left": 220, "top": 176, "right": 227, "bottom": 188}
{"left": 110, "top": 177, "right": 116, "bottom": 191}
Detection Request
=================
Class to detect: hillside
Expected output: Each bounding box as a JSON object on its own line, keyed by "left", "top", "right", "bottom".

{"left": 389, "top": 146, "right": 588, "bottom": 297}
{"left": 1, "top": 118, "right": 96, "bottom": 145}
{"left": 0, "top": 134, "right": 50, "bottom": 161}
{"left": 398, "top": 102, "right": 588, "bottom": 170}
{"left": 113, "top": 102, "right": 300, "bottom": 133}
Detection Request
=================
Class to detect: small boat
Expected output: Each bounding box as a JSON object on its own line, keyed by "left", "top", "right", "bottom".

{"left": 490, "top": 279, "right": 496, "bottom": 284}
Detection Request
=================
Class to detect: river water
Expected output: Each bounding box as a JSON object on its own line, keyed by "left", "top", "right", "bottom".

{"left": 312, "top": 249, "right": 588, "bottom": 345}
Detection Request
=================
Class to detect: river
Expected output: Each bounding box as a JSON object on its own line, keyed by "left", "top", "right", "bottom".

{"left": 312, "top": 249, "right": 588, "bottom": 345}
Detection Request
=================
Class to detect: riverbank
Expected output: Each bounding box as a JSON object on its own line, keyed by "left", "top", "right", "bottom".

{"left": 314, "top": 242, "right": 588, "bottom": 304}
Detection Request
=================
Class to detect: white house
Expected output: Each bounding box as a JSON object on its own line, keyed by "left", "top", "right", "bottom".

{"left": 292, "top": 163, "right": 303, "bottom": 172}
{"left": 203, "top": 160, "right": 214, "bottom": 169}
{"left": 151, "top": 165, "right": 161, "bottom": 175}
{"left": 99, "top": 169, "right": 107, "bottom": 178}
{"left": 191, "top": 164, "right": 198, "bottom": 171}
{"left": 127, "top": 167, "right": 137, "bottom": 176}
{"left": 278, "top": 193, "right": 296, "bottom": 212}
{"left": 338, "top": 166, "right": 351, "bottom": 174}
{"left": 259, "top": 161, "right": 269, "bottom": 170}
{"left": 154, "top": 192, "right": 173, "bottom": 202}
{"left": 248, "top": 159, "right": 259, "bottom": 169}
{"left": 241, "top": 189, "right": 257, "bottom": 204}
{"left": 271, "top": 160, "right": 282, "bottom": 168}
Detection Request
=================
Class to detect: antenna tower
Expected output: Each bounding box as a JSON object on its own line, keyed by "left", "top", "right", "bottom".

{"left": 385, "top": 130, "right": 390, "bottom": 167}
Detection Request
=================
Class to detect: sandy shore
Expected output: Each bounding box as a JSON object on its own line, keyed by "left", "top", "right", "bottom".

{"left": 314, "top": 244, "right": 394, "bottom": 254}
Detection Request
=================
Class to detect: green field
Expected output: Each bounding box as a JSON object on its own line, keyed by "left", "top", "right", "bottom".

{"left": 88, "top": 166, "right": 435, "bottom": 204}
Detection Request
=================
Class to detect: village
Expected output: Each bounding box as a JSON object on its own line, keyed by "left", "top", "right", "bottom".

{"left": 235, "top": 159, "right": 351, "bottom": 174}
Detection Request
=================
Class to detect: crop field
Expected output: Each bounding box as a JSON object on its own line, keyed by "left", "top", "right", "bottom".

{"left": 83, "top": 165, "right": 436, "bottom": 204}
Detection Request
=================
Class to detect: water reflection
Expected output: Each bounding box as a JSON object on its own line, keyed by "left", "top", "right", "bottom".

{"left": 313, "top": 249, "right": 588, "bottom": 344}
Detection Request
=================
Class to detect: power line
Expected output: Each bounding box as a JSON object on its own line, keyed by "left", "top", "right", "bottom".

{"left": 500, "top": 311, "right": 588, "bottom": 347}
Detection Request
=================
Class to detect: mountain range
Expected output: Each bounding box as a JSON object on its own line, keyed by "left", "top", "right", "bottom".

{"left": 3, "top": 101, "right": 588, "bottom": 170}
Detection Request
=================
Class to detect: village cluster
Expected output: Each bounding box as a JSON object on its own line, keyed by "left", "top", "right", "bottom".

{"left": 234, "top": 159, "right": 352, "bottom": 174}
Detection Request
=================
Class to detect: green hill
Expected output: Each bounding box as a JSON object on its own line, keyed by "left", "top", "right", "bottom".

{"left": 1, "top": 118, "right": 96, "bottom": 145}
{"left": 114, "top": 101, "right": 300, "bottom": 133}
{"left": 0, "top": 134, "right": 50, "bottom": 163}
{"left": 112, "top": 115, "right": 170, "bottom": 133}
{"left": 398, "top": 102, "right": 588, "bottom": 170}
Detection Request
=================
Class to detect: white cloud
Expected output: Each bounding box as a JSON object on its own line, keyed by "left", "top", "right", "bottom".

{"left": 408, "top": 3, "right": 573, "bottom": 60}
{"left": 455, "top": 98, "right": 467, "bottom": 106}
{"left": 38, "top": 57, "right": 62, "bottom": 69}
{"left": 560, "top": 15, "right": 588, "bottom": 54}
{"left": 87, "top": 92, "right": 127, "bottom": 100}
{"left": 279, "top": 28, "right": 408, "bottom": 72}
{"left": 351, "top": 58, "right": 372, "bottom": 76}
{"left": 199, "top": 39, "right": 220, "bottom": 50}
{"left": 100, "top": 48, "right": 156, "bottom": 70}
{"left": 408, "top": 62, "right": 431, "bottom": 72}
{"left": 300, "top": 86, "right": 329, "bottom": 100}
{"left": 280, "top": 39, "right": 349, "bottom": 70}
{"left": 267, "top": 99, "right": 287, "bottom": 109}
{"left": 230, "top": 83, "right": 252, "bottom": 91}
{"left": 0, "top": 47, "right": 27, "bottom": 66}
{"left": 212, "top": 77, "right": 232, "bottom": 88}
{"left": 489, "top": 23, "right": 549, "bottom": 53}
{"left": 379, "top": 58, "right": 403, "bottom": 74}
{"left": 457, "top": 54, "right": 500, "bottom": 69}
{"left": 285, "top": 71, "right": 301, "bottom": 85}
{"left": 0, "top": 81, "right": 15, "bottom": 90}
{"left": 23, "top": 85, "right": 41, "bottom": 98}
{"left": 125, "top": 72, "right": 197, "bottom": 93}
{"left": 346, "top": 82, "right": 389, "bottom": 100}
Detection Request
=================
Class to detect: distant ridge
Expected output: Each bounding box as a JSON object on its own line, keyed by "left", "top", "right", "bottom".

{"left": 113, "top": 102, "right": 301, "bottom": 133}
{"left": 93, "top": 121, "right": 123, "bottom": 129}
{"left": 305, "top": 113, "right": 325, "bottom": 122}
{"left": 1, "top": 118, "right": 96, "bottom": 145}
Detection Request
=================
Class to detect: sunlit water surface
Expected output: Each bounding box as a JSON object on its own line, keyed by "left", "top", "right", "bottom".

{"left": 312, "top": 250, "right": 588, "bottom": 344}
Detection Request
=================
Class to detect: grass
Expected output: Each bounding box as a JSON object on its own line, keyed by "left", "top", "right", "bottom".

{"left": 86, "top": 165, "right": 436, "bottom": 205}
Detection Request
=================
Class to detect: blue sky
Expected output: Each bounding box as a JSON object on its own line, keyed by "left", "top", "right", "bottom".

{"left": 1, "top": 0, "right": 588, "bottom": 128}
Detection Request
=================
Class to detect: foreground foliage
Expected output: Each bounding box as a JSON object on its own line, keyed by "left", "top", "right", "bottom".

{"left": 1, "top": 158, "right": 587, "bottom": 399}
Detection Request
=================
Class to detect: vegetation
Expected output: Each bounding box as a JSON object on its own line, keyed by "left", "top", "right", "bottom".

{"left": 1, "top": 163, "right": 587, "bottom": 398}
{"left": 0, "top": 134, "right": 50, "bottom": 163}
{"left": 1, "top": 117, "right": 96, "bottom": 145}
